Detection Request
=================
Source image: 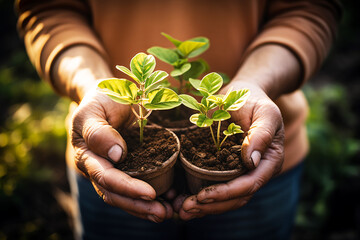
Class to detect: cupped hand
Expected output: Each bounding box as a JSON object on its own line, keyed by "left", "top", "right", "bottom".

{"left": 178, "top": 82, "right": 285, "bottom": 220}
{"left": 70, "top": 88, "right": 173, "bottom": 222}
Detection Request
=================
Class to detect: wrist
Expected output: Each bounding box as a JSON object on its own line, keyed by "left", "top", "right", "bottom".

{"left": 231, "top": 44, "right": 301, "bottom": 100}
{"left": 52, "top": 46, "right": 113, "bottom": 103}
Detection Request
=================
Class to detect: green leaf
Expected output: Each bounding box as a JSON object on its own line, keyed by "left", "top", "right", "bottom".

{"left": 161, "top": 32, "right": 182, "bottom": 47}
{"left": 170, "top": 63, "right": 191, "bottom": 77}
{"left": 199, "top": 72, "right": 223, "bottom": 96}
{"left": 201, "top": 96, "right": 216, "bottom": 110}
{"left": 190, "top": 113, "right": 213, "bottom": 127}
{"left": 212, "top": 110, "right": 231, "bottom": 121}
{"left": 182, "top": 60, "right": 207, "bottom": 80}
{"left": 144, "top": 88, "right": 181, "bottom": 110}
{"left": 218, "top": 72, "right": 230, "bottom": 84}
{"left": 207, "top": 95, "right": 224, "bottom": 106}
{"left": 224, "top": 89, "right": 250, "bottom": 111}
{"left": 145, "top": 80, "right": 171, "bottom": 94}
{"left": 130, "top": 53, "right": 156, "bottom": 82}
{"left": 223, "top": 123, "right": 243, "bottom": 136}
{"left": 190, "top": 90, "right": 203, "bottom": 97}
{"left": 178, "top": 41, "right": 207, "bottom": 58}
{"left": 116, "top": 65, "right": 140, "bottom": 83}
{"left": 145, "top": 70, "right": 168, "bottom": 90}
{"left": 179, "top": 94, "right": 201, "bottom": 111}
{"left": 147, "top": 47, "right": 179, "bottom": 65}
{"left": 187, "top": 37, "right": 210, "bottom": 58}
{"left": 189, "top": 78, "right": 201, "bottom": 90}
{"left": 97, "top": 78, "right": 138, "bottom": 105}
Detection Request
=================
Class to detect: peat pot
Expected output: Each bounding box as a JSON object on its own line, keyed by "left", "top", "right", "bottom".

{"left": 119, "top": 126, "right": 180, "bottom": 196}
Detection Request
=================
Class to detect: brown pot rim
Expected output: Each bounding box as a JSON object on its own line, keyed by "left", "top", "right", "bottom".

{"left": 179, "top": 152, "right": 246, "bottom": 181}
{"left": 125, "top": 126, "right": 180, "bottom": 179}
{"left": 147, "top": 120, "right": 197, "bottom": 133}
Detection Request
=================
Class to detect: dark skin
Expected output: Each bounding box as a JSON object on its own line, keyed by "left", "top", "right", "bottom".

{"left": 53, "top": 43, "right": 301, "bottom": 222}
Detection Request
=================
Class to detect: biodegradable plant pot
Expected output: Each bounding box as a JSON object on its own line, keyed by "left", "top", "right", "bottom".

{"left": 180, "top": 152, "right": 246, "bottom": 194}
{"left": 179, "top": 127, "right": 247, "bottom": 194}
{"left": 116, "top": 126, "right": 180, "bottom": 196}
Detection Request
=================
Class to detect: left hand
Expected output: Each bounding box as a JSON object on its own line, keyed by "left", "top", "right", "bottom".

{"left": 176, "top": 82, "right": 285, "bottom": 220}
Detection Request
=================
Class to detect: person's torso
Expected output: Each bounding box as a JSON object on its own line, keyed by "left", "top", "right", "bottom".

{"left": 86, "top": 0, "right": 309, "bottom": 171}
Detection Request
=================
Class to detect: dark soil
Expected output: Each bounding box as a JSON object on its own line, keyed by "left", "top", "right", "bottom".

{"left": 148, "top": 106, "right": 196, "bottom": 128}
{"left": 180, "top": 125, "right": 245, "bottom": 171}
{"left": 116, "top": 127, "right": 178, "bottom": 172}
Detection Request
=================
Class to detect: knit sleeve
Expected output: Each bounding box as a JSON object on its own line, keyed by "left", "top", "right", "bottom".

{"left": 243, "top": 0, "right": 341, "bottom": 84}
{"left": 16, "top": 0, "right": 109, "bottom": 85}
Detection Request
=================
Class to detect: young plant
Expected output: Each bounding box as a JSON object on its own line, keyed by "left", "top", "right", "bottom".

{"left": 97, "top": 53, "right": 181, "bottom": 143}
{"left": 179, "top": 72, "right": 250, "bottom": 151}
{"left": 147, "top": 32, "right": 210, "bottom": 94}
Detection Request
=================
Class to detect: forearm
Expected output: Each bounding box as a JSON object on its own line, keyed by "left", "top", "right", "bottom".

{"left": 52, "top": 46, "right": 113, "bottom": 103}
{"left": 233, "top": 44, "right": 302, "bottom": 100}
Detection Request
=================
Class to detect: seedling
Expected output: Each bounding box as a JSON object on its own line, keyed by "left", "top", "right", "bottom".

{"left": 97, "top": 53, "right": 181, "bottom": 143}
{"left": 147, "top": 33, "right": 210, "bottom": 94}
{"left": 179, "top": 73, "right": 250, "bottom": 150}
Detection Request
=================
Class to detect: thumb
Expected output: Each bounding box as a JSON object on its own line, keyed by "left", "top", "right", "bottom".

{"left": 241, "top": 104, "right": 283, "bottom": 170}
{"left": 85, "top": 120, "right": 127, "bottom": 163}
{"left": 72, "top": 109, "right": 128, "bottom": 164}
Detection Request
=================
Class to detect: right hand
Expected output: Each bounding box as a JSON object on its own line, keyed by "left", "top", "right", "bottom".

{"left": 70, "top": 88, "right": 173, "bottom": 223}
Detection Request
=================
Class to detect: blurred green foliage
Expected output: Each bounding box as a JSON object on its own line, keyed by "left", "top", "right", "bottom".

{"left": 0, "top": 1, "right": 72, "bottom": 234}
{"left": 296, "top": 84, "right": 360, "bottom": 236}
{"left": 0, "top": 50, "right": 71, "bottom": 239}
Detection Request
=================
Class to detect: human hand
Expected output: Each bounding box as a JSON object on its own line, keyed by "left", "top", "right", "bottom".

{"left": 177, "top": 82, "right": 285, "bottom": 220}
{"left": 70, "top": 88, "right": 173, "bottom": 223}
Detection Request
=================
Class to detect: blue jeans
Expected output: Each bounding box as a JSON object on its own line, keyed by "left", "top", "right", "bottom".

{"left": 68, "top": 162, "right": 303, "bottom": 240}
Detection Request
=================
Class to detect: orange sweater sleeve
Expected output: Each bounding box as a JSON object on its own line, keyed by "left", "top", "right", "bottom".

{"left": 243, "top": 0, "right": 341, "bottom": 84}
{"left": 16, "top": 0, "right": 109, "bottom": 86}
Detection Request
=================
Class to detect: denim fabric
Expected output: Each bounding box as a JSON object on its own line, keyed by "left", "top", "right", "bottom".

{"left": 69, "top": 162, "right": 303, "bottom": 240}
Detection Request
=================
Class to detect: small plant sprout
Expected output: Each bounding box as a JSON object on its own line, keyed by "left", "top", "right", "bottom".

{"left": 97, "top": 53, "right": 181, "bottom": 143}
{"left": 147, "top": 33, "right": 210, "bottom": 94}
{"left": 179, "top": 72, "right": 250, "bottom": 151}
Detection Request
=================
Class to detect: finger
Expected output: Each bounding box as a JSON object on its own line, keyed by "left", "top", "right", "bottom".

{"left": 172, "top": 194, "right": 189, "bottom": 213}
{"left": 158, "top": 198, "right": 174, "bottom": 219}
{"left": 241, "top": 103, "right": 283, "bottom": 170}
{"left": 163, "top": 188, "right": 177, "bottom": 201}
{"left": 196, "top": 138, "right": 284, "bottom": 203}
{"left": 179, "top": 195, "right": 252, "bottom": 220}
{"left": 94, "top": 183, "right": 167, "bottom": 223}
{"left": 75, "top": 146, "right": 157, "bottom": 200}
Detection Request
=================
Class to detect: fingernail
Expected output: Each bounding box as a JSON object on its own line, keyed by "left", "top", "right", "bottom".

{"left": 200, "top": 198, "right": 214, "bottom": 204}
{"left": 148, "top": 214, "right": 161, "bottom": 223}
{"left": 185, "top": 208, "right": 201, "bottom": 213}
{"left": 251, "top": 151, "right": 261, "bottom": 167}
{"left": 108, "top": 144, "right": 122, "bottom": 162}
{"left": 140, "top": 195, "right": 153, "bottom": 201}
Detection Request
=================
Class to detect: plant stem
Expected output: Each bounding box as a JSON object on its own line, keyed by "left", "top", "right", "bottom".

{"left": 178, "top": 75, "right": 184, "bottom": 94}
{"left": 139, "top": 104, "right": 144, "bottom": 144}
{"left": 219, "top": 135, "right": 228, "bottom": 149}
{"left": 217, "top": 121, "right": 221, "bottom": 150}
{"left": 138, "top": 83, "right": 146, "bottom": 144}
{"left": 130, "top": 105, "right": 140, "bottom": 119}
{"left": 209, "top": 126, "right": 217, "bottom": 150}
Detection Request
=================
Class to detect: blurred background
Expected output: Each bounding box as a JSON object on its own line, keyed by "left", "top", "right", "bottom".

{"left": 0, "top": 0, "right": 359, "bottom": 239}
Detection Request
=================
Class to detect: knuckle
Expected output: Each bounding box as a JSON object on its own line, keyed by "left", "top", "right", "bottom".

{"left": 91, "top": 168, "right": 106, "bottom": 186}
{"left": 74, "top": 148, "right": 89, "bottom": 176}
{"left": 102, "top": 191, "right": 115, "bottom": 206}
{"left": 83, "top": 121, "right": 110, "bottom": 147}
{"left": 250, "top": 177, "right": 266, "bottom": 194}
{"left": 223, "top": 183, "right": 236, "bottom": 200}
{"left": 248, "top": 126, "right": 273, "bottom": 149}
